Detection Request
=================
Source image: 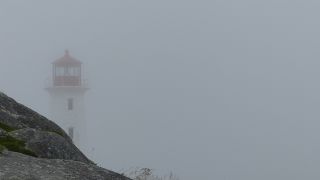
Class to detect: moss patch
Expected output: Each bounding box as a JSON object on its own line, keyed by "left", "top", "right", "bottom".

{"left": 0, "top": 122, "right": 17, "bottom": 132}
{"left": 0, "top": 135, "right": 37, "bottom": 157}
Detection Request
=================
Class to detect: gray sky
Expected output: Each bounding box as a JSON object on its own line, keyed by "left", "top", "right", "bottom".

{"left": 1, "top": 0, "right": 320, "bottom": 179}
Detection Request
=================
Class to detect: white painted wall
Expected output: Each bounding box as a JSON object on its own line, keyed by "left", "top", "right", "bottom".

{"left": 46, "top": 86, "right": 88, "bottom": 152}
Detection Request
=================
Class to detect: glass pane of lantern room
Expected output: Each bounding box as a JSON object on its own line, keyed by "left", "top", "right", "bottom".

{"left": 76, "top": 67, "right": 80, "bottom": 76}
{"left": 56, "top": 67, "right": 64, "bottom": 76}
{"left": 71, "top": 67, "right": 77, "bottom": 76}
{"left": 66, "top": 67, "right": 79, "bottom": 76}
{"left": 65, "top": 67, "right": 70, "bottom": 76}
{"left": 69, "top": 67, "right": 74, "bottom": 76}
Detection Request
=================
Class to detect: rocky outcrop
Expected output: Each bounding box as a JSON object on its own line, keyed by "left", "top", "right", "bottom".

{"left": 9, "top": 128, "right": 91, "bottom": 163}
{"left": 0, "top": 92, "right": 131, "bottom": 180}
{"left": 0, "top": 151, "right": 127, "bottom": 180}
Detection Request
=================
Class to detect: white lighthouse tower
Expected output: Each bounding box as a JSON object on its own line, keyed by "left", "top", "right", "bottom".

{"left": 46, "top": 50, "right": 88, "bottom": 151}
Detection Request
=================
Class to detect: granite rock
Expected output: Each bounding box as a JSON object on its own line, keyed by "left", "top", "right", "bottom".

{"left": 0, "top": 92, "right": 131, "bottom": 180}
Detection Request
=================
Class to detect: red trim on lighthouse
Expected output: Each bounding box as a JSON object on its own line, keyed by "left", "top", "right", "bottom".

{"left": 52, "top": 50, "right": 82, "bottom": 86}
{"left": 53, "top": 50, "right": 82, "bottom": 66}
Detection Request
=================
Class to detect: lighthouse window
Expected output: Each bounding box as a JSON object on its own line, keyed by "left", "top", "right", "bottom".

{"left": 68, "top": 127, "right": 74, "bottom": 140}
{"left": 68, "top": 98, "right": 74, "bottom": 110}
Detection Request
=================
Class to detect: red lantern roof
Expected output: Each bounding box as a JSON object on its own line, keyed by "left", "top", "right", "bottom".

{"left": 53, "top": 50, "right": 82, "bottom": 66}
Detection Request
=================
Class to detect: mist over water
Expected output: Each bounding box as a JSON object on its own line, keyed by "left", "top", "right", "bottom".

{"left": 1, "top": 1, "right": 320, "bottom": 179}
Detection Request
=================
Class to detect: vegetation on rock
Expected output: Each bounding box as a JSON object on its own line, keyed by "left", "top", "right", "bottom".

{"left": 0, "top": 133, "right": 37, "bottom": 157}
{"left": 0, "top": 122, "right": 16, "bottom": 132}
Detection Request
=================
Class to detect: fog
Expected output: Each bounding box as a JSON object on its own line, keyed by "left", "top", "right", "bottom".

{"left": 1, "top": 0, "right": 320, "bottom": 179}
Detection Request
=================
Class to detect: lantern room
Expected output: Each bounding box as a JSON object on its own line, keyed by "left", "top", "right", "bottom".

{"left": 52, "top": 50, "right": 82, "bottom": 86}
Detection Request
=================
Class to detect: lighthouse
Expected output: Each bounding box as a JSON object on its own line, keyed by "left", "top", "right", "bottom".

{"left": 45, "top": 50, "right": 88, "bottom": 151}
